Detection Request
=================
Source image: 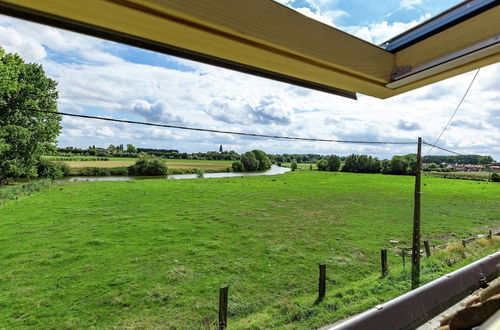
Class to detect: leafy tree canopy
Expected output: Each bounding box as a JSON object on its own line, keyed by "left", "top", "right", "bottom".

{"left": 0, "top": 46, "right": 61, "bottom": 183}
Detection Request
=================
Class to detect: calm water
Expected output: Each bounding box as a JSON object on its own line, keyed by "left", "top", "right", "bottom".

{"left": 57, "top": 165, "right": 291, "bottom": 182}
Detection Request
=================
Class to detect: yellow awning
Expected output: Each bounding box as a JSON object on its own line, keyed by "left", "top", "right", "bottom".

{"left": 0, "top": 0, "right": 498, "bottom": 99}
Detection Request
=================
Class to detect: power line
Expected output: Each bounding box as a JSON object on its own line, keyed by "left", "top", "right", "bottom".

{"left": 422, "top": 142, "right": 461, "bottom": 155}
{"left": 426, "top": 69, "right": 480, "bottom": 156}
{"left": 1, "top": 105, "right": 419, "bottom": 146}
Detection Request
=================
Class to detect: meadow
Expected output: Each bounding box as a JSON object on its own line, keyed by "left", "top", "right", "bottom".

{"left": 424, "top": 171, "right": 492, "bottom": 181}
{"left": 0, "top": 172, "right": 498, "bottom": 328}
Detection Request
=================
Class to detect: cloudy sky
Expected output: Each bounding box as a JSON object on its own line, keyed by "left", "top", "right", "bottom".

{"left": 0, "top": 0, "right": 498, "bottom": 159}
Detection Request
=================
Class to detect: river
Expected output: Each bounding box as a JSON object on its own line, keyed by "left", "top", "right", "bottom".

{"left": 57, "top": 165, "right": 291, "bottom": 182}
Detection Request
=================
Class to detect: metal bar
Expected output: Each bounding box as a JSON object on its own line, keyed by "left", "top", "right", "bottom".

{"left": 323, "top": 251, "right": 500, "bottom": 330}
{"left": 380, "top": 0, "right": 498, "bottom": 52}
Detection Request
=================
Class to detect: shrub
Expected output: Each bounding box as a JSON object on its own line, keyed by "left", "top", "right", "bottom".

{"left": 316, "top": 159, "right": 328, "bottom": 171}
{"left": 326, "top": 155, "right": 341, "bottom": 171}
{"left": 342, "top": 154, "right": 380, "bottom": 173}
{"left": 232, "top": 161, "right": 244, "bottom": 172}
{"left": 251, "top": 150, "right": 272, "bottom": 171}
{"left": 491, "top": 172, "right": 500, "bottom": 182}
{"left": 37, "top": 159, "right": 70, "bottom": 178}
{"left": 128, "top": 157, "right": 168, "bottom": 176}
{"left": 240, "top": 152, "right": 260, "bottom": 172}
{"left": 291, "top": 162, "right": 298, "bottom": 171}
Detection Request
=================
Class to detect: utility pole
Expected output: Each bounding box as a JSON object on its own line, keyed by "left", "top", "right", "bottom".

{"left": 411, "top": 137, "right": 422, "bottom": 289}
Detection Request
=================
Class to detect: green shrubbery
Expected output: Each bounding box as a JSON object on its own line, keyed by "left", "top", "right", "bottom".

{"left": 491, "top": 173, "right": 500, "bottom": 182}
{"left": 37, "top": 159, "right": 70, "bottom": 178}
{"left": 128, "top": 157, "right": 168, "bottom": 176}
{"left": 342, "top": 154, "right": 380, "bottom": 173}
{"left": 233, "top": 150, "right": 272, "bottom": 172}
{"left": 70, "top": 167, "right": 129, "bottom": 176}
{"left": 0, "top": 179, "right": 53, "bottom": 205}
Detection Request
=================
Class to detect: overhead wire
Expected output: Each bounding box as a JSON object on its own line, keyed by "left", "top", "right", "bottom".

{"left": 425, "top": 69, "right": 480, "bottom": 156}
{"left": 0, "top": 105, "right": 466, "bottom": 155}
{"left": 1, "top": 105, "right": 419, "bottom": 145}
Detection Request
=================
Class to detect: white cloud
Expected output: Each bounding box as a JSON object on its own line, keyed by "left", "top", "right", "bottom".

{"left": 344, "top": 14, "right": 431, "bottom": 44}
{"left": 1, "top": 15, "right": 499, "bottom": 159}
{"left": 400, "top": 0, "right": 424, "bottom": 9}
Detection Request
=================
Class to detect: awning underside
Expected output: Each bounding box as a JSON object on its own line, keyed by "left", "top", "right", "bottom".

{"left": 0, "top": 0, "right": 498, "bottom": 99}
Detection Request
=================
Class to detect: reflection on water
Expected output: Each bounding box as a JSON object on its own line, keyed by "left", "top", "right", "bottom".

{"left": 57, "top": 165, "right": 291, "bottom": 182}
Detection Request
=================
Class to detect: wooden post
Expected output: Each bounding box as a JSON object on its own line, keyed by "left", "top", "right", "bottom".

{"left": 462, "top": 240, "right": 467, "bottom": 248}
{"left": 488, "top": 230, "right": 492, "bottom": 239}
{"left": 424, "top": 240, "right": 431, "bottom": 257}
{"left": 402, "top": 248, "right": 406, "bottom": 267}
{"left": 219, "top": 286, "right": 228, "bottom": 330}
{"left": 318, "top": 264, "right": 326, "bottom": 301}
{"left": 381, "top": 249, "right": 388, "bottom": 277}
{"left": 411, "top": 137, "right": 422, "bottom": 289}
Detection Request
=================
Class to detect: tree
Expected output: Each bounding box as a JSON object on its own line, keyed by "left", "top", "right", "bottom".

{"left": 316, "top": 159, "right": 328, "bottom": 171}
{"left": 0, "top": 46, "right": 61, "bottom": 183}
{"left": 128, "top": 157, "right": 168, "bottom": 176}
{"left": 126, "top": 144, "right": 137, "bottom": 153}
{"left": 232, "top": 161, "right": 244, "bottom": 172}
{"left": 326, "top": 155, "right": 341, "bottom": 171}
{"left": 240, "top": 151, "right": 260, "bottom": 171}
{"left": 291, "top": 162, "right": 298, "bottom": 171}
{"left": 251, "top": 150, "right": 271, "bottom": 171}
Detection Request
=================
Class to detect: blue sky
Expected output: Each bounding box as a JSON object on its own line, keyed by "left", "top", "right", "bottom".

{"left": 0, "top": 0, "right": 498, "bottom": 159}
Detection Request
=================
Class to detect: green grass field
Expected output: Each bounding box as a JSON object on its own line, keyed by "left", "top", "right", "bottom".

{"left": 281, "top": 162, "right": 318, "bottom": 170}
{"left": 424, "top": 171, "right": 492, "bottom": 181}
{"left": 0, "top": 172, "right": 498, "bottom": 328}
{"left": 44, "top": 156, "right": 233, "bottom": 170}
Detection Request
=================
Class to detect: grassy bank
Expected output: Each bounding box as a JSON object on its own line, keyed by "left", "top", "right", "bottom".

{"left": 50, "top": 156, "right": 233, "bottom": 171}
{"left": 281, "top": 162, "right": 318, "bottom": 170}
{"left": 66, "top": 166, "right": 233, "bottom": 176}
{"left": 0, "top": 172, "right": 498, "bottom": 328}
{"left": 424, "top": 171, "right": 493, "bottom": 181}
{"left": 0, "top": 179, "right": 53, "bottom": 205}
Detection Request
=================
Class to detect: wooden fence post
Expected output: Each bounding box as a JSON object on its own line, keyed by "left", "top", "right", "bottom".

{"left": 381, "top": 249, "right": 388, "bottom": 277}
{"left": 488, "top": 230, "right": 492, "bottom": 239}
{"left": 318, "top": 264, "right": 326, "bottom": 301}
{"left": 424, "top": 240, "right": 431, "bottom": 257}
{"left": 411, "top": 137, "right": 422, "bottom": 289}
{"left": 219, "top": 286, "right": 228, "bottom": 330}
{"left": 402, "top": 248, "right": 406, "bottom": 267}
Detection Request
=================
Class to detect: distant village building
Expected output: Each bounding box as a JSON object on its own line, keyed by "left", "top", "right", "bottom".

{"left": 452, "top": 164, "right": 486, "bottom": 172}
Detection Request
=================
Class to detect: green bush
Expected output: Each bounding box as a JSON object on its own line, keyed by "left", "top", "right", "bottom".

{"left": 37, "top": 160, "right": 70, "bottom": 178}
{"left": 252, "top": 150, "right": 272, "bottom": 171}
{"left": 232, "top": 161, "right": 244, "bottom": 172}
{"left": 70, "top": 167, "right": 129, "bottom": 176}
{"left": 491, "top": 172, "right": 500, "bottom": 182}
{"left": 326, "top": 155, "right": 341, "bottom": 171}
{"left": 128, "top": 158, "right": 168, "bottom": 176}
{"left": 316, "top": 159, "right": 328, "bottom": 171}
{"left": 291, "top": 162, "right": 298, "bottom": 171}
{"left": 240, "top": 151, "right": 260, "bottom": 172}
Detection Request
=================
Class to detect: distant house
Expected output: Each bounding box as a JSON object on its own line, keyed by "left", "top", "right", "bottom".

{"left": 452, "top": 164, "right": 486, "bottom": 172}
{"left": 490, "top": 165, "right": 500, "bottom": 172}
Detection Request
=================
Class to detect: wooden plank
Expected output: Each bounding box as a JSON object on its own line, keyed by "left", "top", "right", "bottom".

{"left": 318, "top": 264, "right": 326, "bottom": 301}
{"left": 0, "top": 0, "right": 393, "bottom": 97}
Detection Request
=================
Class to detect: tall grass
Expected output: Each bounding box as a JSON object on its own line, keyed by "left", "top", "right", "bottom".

{"left": 0, "top": 179, "right": 53, "bottom": 205}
